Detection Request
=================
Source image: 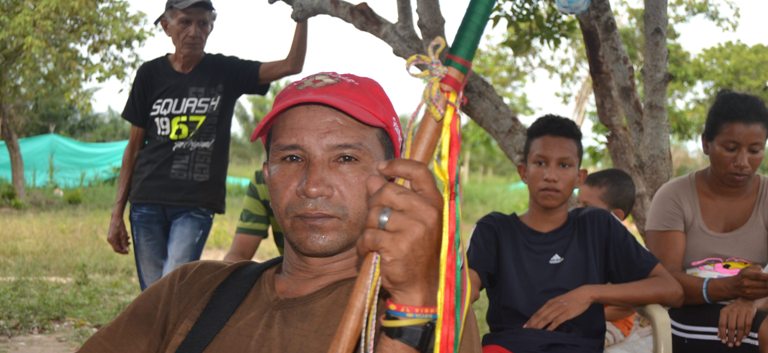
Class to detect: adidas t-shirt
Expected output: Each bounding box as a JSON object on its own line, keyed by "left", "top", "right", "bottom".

{"left": 467, "top": 207, "right": 658, "bottom": 353}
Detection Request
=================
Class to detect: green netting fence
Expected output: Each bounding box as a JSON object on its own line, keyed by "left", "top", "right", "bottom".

{"left": 0, "top": 134, "right": 128, "bottom": 188}
{"left": 0, "top": 134, "right": 251, "bottom": 188}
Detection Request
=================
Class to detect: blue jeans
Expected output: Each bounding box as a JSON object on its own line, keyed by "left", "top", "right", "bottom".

{"left": 129, "top": 203, "right": 214, "bottom": 290}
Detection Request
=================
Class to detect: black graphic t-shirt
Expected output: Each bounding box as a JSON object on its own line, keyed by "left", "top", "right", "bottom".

{"left": 122, "top": 54, "right": 269, "bottom": 213}
{"left": 467, "top": 207, "right": 658, "bottom": 353}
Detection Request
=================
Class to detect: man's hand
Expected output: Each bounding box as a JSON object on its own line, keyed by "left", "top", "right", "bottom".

{"left": 107, "top": 214, "right": 130, "bottom": 254}
{"left": 358, "top": 159, "right": 442, "bottom": 307}
{"left": 524, "top": 286, "right": 594, "bottom": 331}
{"left": 718, "top": 298, "right": 758, "bottom": 348}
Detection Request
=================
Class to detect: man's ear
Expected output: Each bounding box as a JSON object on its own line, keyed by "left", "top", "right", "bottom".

{"left": 517, "top": 163, "right": 527, "bottom": 183}
{"left": 262, "top": 161, "right": 270, "bottom": 185}
{"left": 161, "top": 18, "right": 171, "bottom": 35}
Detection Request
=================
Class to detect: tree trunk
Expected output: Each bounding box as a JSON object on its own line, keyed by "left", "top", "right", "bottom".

{"left": 0, "top": 104, "right": 26, "bottom": 199}
{"left": 576, "top": 0, "right": 672, "bottom": 234}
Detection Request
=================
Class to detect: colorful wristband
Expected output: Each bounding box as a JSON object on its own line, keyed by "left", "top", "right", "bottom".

{"left": 385, "top": 299, "right": 438, "bottom": 315}
{"left": 380, "top": 316, "right": 433, "bottom": 328}
{"left": 386, "top": 309, "right": 439, "bottom": 320}
{"left": 702, "top": 277, "right": 713, "bottom": 304}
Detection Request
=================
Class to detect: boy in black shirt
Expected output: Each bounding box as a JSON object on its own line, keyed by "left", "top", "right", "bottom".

{"left": 467, "top": 115, "right": 683, "bottom": 353}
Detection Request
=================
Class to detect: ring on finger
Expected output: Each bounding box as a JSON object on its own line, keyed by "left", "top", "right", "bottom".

{"left": 377, "top": 207, "right": 392, "bottom": 230}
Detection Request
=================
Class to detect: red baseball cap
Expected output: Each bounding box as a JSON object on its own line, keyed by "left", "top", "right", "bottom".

{"left": 250, "top": 72, "right": 403, "bottom": 157}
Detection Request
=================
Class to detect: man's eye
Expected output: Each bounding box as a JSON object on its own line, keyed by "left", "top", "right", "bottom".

{"left": 282, "top": 155, "right": 302, "bottom": 162}
{"left": 560, "top": 163, "right": 572, "bottom": 168}
{"left": 338, "top": 155, "right": 358, "bottom": 163}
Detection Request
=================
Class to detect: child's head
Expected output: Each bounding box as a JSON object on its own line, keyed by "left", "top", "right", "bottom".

{"left": 518, "top": 115, "right": 586, "bottom": 212}
{"left": 577, "top": 168, "right": 636, "bottom": 220}
{"left": 522, "top": 114, "right": 584, "bottom": 165}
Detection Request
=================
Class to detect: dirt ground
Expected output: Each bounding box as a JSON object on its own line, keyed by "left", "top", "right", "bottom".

{"left": 0, "top": 249, "right": 228, "bottom": 353}
{"left": 0, "top": 331, "right": 78, "bottom": 353}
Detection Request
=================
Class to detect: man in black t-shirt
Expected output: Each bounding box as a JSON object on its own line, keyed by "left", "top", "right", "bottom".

{"left": 107, "top": 0, "right": 308, "bottom": 290}
{"left": 466, "top": 115, "right": 683, "bottom": 353}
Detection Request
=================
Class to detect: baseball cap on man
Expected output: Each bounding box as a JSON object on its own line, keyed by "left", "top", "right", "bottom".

{"left": 250, "top": 72, "right": 403, "bottom": 157}
{"left": 154, "top": 0, "right": 215, "bottom": 25}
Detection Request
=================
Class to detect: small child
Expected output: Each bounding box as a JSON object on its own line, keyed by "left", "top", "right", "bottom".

{"left": 578, "top": 168, "right": 641, "bottom": 346}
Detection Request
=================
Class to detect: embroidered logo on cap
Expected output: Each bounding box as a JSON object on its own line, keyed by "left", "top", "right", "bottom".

{"left": 295, "top": 72, "right": 358, "bottom": 90}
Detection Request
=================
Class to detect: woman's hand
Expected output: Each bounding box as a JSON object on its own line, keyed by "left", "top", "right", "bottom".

{"left": 718, "top": 298, "right": 758, "bottom": 348}
{"left": 727, "top": 265, "right": 768, "bottom": 300}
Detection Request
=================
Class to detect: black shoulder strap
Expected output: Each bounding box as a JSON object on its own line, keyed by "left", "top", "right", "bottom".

{"left": 175, "top": 257, "right": 283, "bottom": 353}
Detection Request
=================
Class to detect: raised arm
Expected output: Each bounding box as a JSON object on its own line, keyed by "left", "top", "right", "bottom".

{"left": 107, "top": 126, "right": 145, "bottom": 254}
{"left": 258, "top": 20, "right": 307, "bottom": 84}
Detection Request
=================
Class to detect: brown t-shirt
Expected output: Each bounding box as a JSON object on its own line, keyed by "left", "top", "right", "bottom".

{"left": 646, "top": 173, "right": 768, "bottom": 270}
{"left": 78, "top": 260, "right": 481, "bottom": 353}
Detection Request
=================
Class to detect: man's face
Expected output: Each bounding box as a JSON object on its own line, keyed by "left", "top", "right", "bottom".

{"left": 161, "top": 8, "right": 214, "bottom": 57}
{"left": 576, "top": 185, "right": 609, "bottom": 209}
{"left": 263, "top": 105, "right": 386, "bottom": 258}
{"left": 518, "top": 135, "right": 585, "bottom": 211}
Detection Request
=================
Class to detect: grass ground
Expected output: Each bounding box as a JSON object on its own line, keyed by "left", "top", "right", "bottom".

{"left": 0, "top": 172, "right": 526, "bottom": 344}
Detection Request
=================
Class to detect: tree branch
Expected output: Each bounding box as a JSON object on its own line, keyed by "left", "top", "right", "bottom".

{"left": 463, "top": 74, "right": 527, "bottom": 164}
{"left": 283, "top": 0, "right": 423, "bottom": 58}
{"left": 415, "top": 0, "right": 446, "bottom": 49}
{"left": 396, "top": 0, "right": 415, "bottom": 33}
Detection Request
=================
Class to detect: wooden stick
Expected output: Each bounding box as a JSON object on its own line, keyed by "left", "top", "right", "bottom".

{"left": 326, "top": 66, "right": 465, "bottom": 353}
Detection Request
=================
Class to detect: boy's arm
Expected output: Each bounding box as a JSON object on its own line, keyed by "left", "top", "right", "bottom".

{"left": 469, "top": 268, "right": 482, "bottom": 303}
{"left": 223, "top": 233, "right": 262, "bottom": 262}
{"left": 525, "top": 264, "right": 683, "bottom": 331}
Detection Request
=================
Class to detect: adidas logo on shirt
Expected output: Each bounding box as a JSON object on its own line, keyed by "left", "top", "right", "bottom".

{"left": 549, "top": 253, "right": 564, "bottom": 264}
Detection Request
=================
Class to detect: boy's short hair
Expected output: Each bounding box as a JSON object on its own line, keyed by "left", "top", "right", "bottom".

{"left": 584, "top": 168, "right": 636, "bottom": 217}
{"left": 703, "top": 89, "right": 768, "bottom": 142}
{"left": 523, "top": 114, "right": 583, "bottom": 164}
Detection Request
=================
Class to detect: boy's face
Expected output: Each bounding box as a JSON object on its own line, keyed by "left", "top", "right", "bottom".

{"left": 518, "top": 135, "right": 586, "bottom": 212}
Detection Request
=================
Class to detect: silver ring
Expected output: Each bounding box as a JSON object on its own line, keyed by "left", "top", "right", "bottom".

{"left": 377, "top": 207, "right": 392, "bottom": 230}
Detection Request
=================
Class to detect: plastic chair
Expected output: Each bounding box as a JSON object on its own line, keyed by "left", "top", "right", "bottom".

{"left": 635, "top": 304, "right": 672, "bottom": 353}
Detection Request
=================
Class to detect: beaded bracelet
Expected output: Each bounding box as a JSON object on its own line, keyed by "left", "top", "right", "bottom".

{"left": 386, "top": 309, "right": 439, "bottom": 320}
{"left": 702, "top": 277, "right": 713, "bottom": 304}
{"left": 385, "top": 299, "right": 438, "bottom": 315}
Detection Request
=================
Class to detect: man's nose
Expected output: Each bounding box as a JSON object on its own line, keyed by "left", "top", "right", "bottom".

{"left": 297, "top": 162, "right": 332, "bottom": 199}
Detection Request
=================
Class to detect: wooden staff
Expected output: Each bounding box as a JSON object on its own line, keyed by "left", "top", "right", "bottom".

{"left": 326, "top": 1, "right": 495, "bottom": 352}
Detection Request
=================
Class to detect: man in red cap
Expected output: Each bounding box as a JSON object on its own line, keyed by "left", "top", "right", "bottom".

{"left": 80, "top": 72, "right": 481, "bottom": 353}
{"left": 107, "top": 0, "right": 308, "bottom": 290}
